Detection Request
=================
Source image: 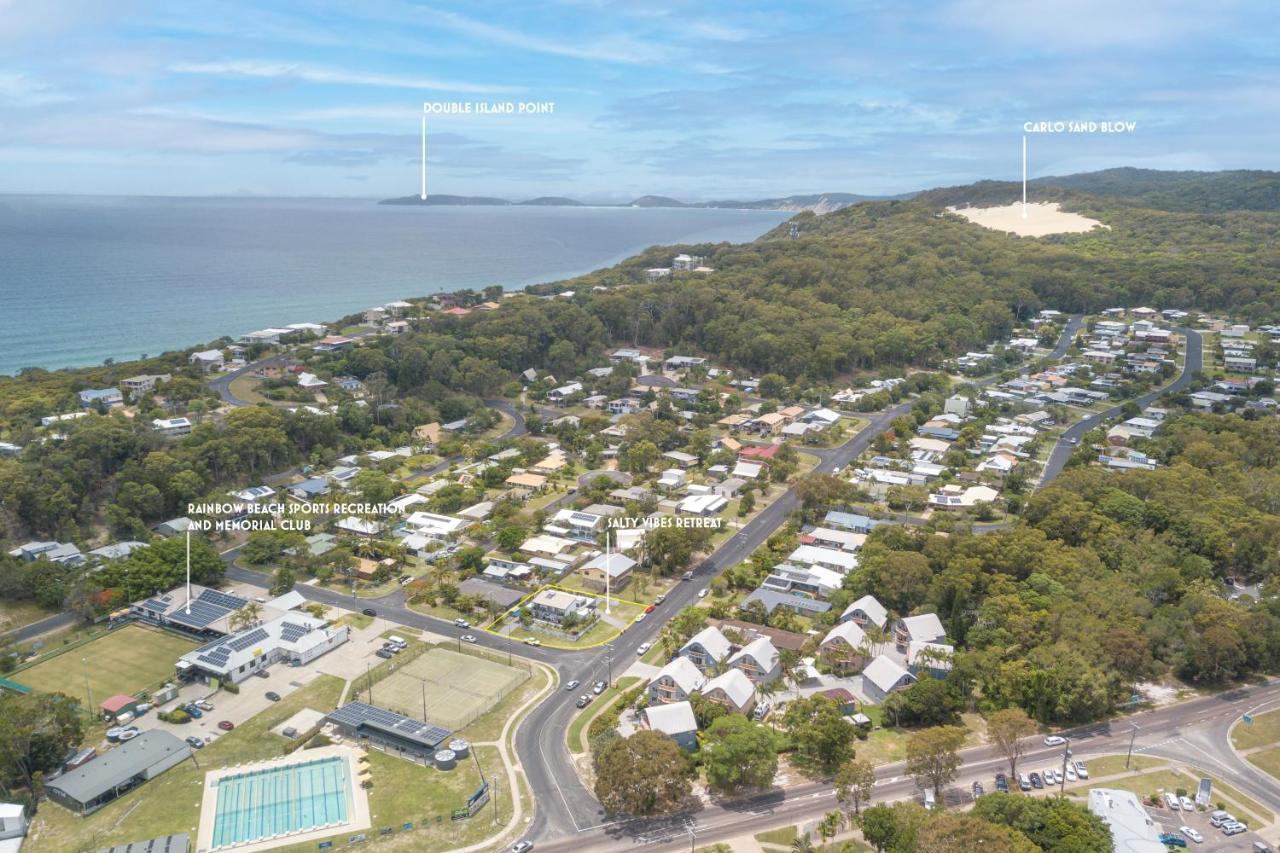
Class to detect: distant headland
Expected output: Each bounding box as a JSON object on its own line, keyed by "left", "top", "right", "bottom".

{"left": 379, "top": 191, "right": 909, "bottom": 214}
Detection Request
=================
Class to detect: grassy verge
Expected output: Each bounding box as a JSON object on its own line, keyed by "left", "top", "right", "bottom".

{"left": 1081, "top": 754, "right": 1162, "bottom": 777}
{"left": 0, "top": 600, "right": 56, "bottom": 634}
{"left": 567, "top": 676, "right": 641, "bottom": 754}
{"left": 1231, "top": 708, "right": 1280, "bottom": 750}
{"left": 755, "top": 826, "right": 797, "bottom": 846}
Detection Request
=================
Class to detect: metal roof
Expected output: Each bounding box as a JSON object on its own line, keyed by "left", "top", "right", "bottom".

{"left": 48, "top": 731, "right": 189, "bottom": 804}
{"left": 327, "top": 702, "right": 450, "bottom": 750}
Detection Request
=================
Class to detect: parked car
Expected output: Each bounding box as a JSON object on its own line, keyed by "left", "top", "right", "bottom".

{"left": 1179, "top": 826, "right": 1202, "bottom": 843}
{"left": 1158, "top": 833, "right": 1187, "bottom": 848}
{"left": 921, "top": 788, "right": 936, "bottom": 810}
{"left": 1043, "top": 735, "right": 1066, "bottom": 746}
{"left": 994, "top": 773, "right": 1009, "bottom": 793}
{"left": 218, "top": 720, "right": 234, "bottom": 731}
{"left": 375, "top": 649, "right": 393, "bottom": 659}
{"left": 1179, "top": 795, "right": 1195, "bottom": 811}
{"left": 1029, "top": 772, "right": 1043, "bottom": 789}
{"left": 512, "top": 842, "right": 534, "bottom": 853}
{"left": 634, "top": 613, "right": 646, "bottom": 622}
{"left": 1209, "top": 811, "right": 1231, "bottom": 827}
{"left": 681, "top": 571, "right": 694, "bottom": 581}
{"left": 461, "top": 635, "right": 477, "bottom": 643}
{"left": 255, "top": 669, "right": 270, "bottom": 678}
{"left": 697, "top": 588, "right": 709, "bottom": 598}
{"left": 1017, "top": 773, "right": 1031, "bottom": 791}
{"left": 453, "top": 618, "right": 470, "bottom": 628}
{"left": 593, "top": 681, "right": 607, "bottom": 694}
{"left": 1164, "top": 792, "right": 1181, "bottom": 810}
{"left": 654, "top": 594, "right": 666, "bottom": 605}
{"left": 565, "top": 680, "right": 580, "bottom": 692}
{"left": 971, "top": 781, "right": 984, "bottom": 799}
{"left": 1044, "top": 768, "right": 1059, "bottom": 784}
{"left": 184, "top": 705, "right": 203, "bottom": 719}
{"left": 1065, "top": 765, "right": 1077, "bottom": 781}
{"left": 195, "top": 699, "right": 213, "bottom": 711}
{"left": 362, "top": 608, "right": 377, "bottom": 617}
{"left": 185, "top": 736, "right": 205, "bottom": 749}
{"left": 523, "top": 638, "right": 541, "bottom": 646}
{"left": 1223, "top": 824, "right": 1246, "bottom": 836}
{"left": 1074, "top": 760, "right": 1088, "bottom": 779}
{"left": 636, "top": 642, "right": 651, "bottom": 655}
{"left": 265, "top": 691, "right": 281, "bottom": 702}
{"left": 644, "top": 604, "right": 656, "bottom": 614}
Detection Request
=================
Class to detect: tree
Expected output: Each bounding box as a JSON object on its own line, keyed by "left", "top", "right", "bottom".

{"left": 881, "top": 677, "right": 959, "bottom": 727}
{"left": 818, "top": 810, "right": 844, "bottom": 845}
{"left": 860, "top": 804, "right": 900, "bottom": 852}
{"left": 0, "top": 691, "right": 84, "bottom": 800}
{"left": 834, "top": 757, "right": 876, "bottom": 818}
{"left": 270, "top": 566, "right": 296, "bottom": 597}
{"left": 229, "top": 600, "right": 263, "bottom": 632}
{"left": 916, "top": 813, "right": 1038, "bottom": 853}
{"left": 702, "top": 713, "right": 778, "bottom": 794}
{"left": 99, "top": 536, "right": 225, "bottom": 601}
{"left": 593, "top": 731, "right": 692, "bottom": 816}
{"left": 790, "top": 833, "right": 817, "bottom": 853}
{"left": 495, "top": 525, "right": 527, "bottom": 552}
{"left": 782, "top": 695, "right": 856, "bottom": 774}
{"left": 972, "top": 793, "right": 1113, "bottom": 852}
{"left": 986, "top": 707, "right": 1037, "bottom": 778}
{"left": 905, "top": 725, "right": 966, "bottom": 804}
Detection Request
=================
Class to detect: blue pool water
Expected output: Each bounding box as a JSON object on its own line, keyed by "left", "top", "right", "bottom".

{"left": 211, "top": 756, "right": 350, "bottom": 848}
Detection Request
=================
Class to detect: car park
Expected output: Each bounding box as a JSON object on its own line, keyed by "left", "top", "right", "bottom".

{"left": 1179, "top": 795, "right": 1195, "bottom": 811}
{"left": 265, "top": 691, "right": 281, "bottom": 702}
{"left": 185, "top": 736, "right": 205, "bottom": 749}
{"left": 218, "top": 720, "right": 234, "bottom": 731}
{"left": 565, "top": 680, "right": 580, "bottom": 692}
{"left": 636, "top": 642, "right": 651, "bottom": 654}
{"left": 1029, "top": 772, "right": 1043, "bottom": 789}
{"left": 1179, "top": 826, "right": 1202, "bottom": 843}
{"left": 461, "top": 634, "right": 477, "bottom": 643}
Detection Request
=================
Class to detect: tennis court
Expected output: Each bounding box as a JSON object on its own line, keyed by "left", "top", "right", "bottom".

{"left": 372, "top": 647, "right": 528, "bottom": 730}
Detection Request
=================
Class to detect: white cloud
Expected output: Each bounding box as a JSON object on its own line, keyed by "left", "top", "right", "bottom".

{"left": 0, "top": 70, "right": 72, "bottom": 106}
{"left": 423, "top": 9, "right": 669, "bottom": 64}
{"left": 169, "top": 59, "right": 520, "bottom": 94}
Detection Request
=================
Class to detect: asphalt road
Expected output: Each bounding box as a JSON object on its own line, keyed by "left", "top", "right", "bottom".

{"left": 534, "top": 679, "right": 1280, "bottom": 852}
{"left": 1039, "top": 325, "right": 1203, "bottom": 484}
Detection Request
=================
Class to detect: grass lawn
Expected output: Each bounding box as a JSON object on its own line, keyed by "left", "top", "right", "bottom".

{"left": 27, "top": 675, "right": 347, "bottom": 852}
{"left": 641, "top": 641, "right": 670, "bottom": 666}
{"left": 1248, "top": 746, "right": 1280, "bottom": 780}
{"left": 1231, "top": 708, "right": 1280, "bottom": 750}
{"left": 227, "top": 375, "right": 273, "bottom": 405}
{"left": 337, "top": 612, "right": 374, "bottom": 631}
{"left": 1059, "top": 768, "right": 1188, "bottom": 803}
{"left": 567, "top": 676, "right": 640, "bottom": 754}
{"left": 13, "top": 624, "right": 198, "bottom": 702}
{"left": 0, "top": 600, "right": 56, "bottom": 633}
{"left": 1082, "top": 754, "right": 1163, "bottom": 777}
{"left": 755, "top": 826, "right": 797, "bottom": 846}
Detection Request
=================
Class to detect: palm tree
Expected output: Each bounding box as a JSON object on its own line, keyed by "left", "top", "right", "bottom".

{"left": 819, "top": 810, "right": 844, "bottom": 846}
{"left": 791, "top": 832, "right": 817, "bottom": 853}
{"left": 229, "top": 600, "right": 263, "bottom": 632}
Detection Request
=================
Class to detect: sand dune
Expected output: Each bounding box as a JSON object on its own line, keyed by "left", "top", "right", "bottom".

{"left": 949, "top": 202, "right": 1106, "bottom": 237}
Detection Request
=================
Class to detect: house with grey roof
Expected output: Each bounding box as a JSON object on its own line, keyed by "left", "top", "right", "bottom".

{"left": 894, "top": 613, "right": 947, "bottom": 651}
{"left": 700, "top": 668, "right": 755, "bottom": 715}
{"left": 727, "top": 637, "right": 781, "bottom": 685}
{"left": 839, "top": 594, "right": 889, "bottom": 631}
{"left": 820, "top": 621, "right": 870, "bottom": 674}
{"left": 679, "top": 626, "right": 732, "bottom": 674}
{"left": 862, "top": 654, "right": 917, "bottom": 703}
{"left": 648, "top": 657, "right": 707, "bottom": 705}
{"left": 642, "top": 701, "right": 699, "bottom": 751}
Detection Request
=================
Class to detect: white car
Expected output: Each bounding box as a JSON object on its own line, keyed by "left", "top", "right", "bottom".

{"left": 1043, "top": 735, "right": 1066, "bottom": 747}
{"left": 1064, "top": 766, "right": 1077, "bottom": 782}
{"left": 1164, "top": 792, "right": 1181, "bottom": 810}
{"left": 636, "top": 642, "right": 651, "bottom": 655}
{"left": 1074, "top": 760, "right": 1088, "bottom": 779}
{"left": 1179, "top": 826, "right": 1203, "bottom": 844}
{"left": 1043, "top": 769, "right": 1058, "bottom": 784}
{"left": 460, "top": 634, "right": 477, "bottom": 643}
{"left": 1179, "top": 795, "right": 1195, "bottom": 811}
{"left": 697, "top": 588, "right": 709, "bottom": 598}
{"left": 634, "top": 612, "right": 646, "bottom": 622}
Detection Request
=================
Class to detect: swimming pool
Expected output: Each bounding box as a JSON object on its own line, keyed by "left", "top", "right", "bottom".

{"left": 210, "top": 755, "right": 351, "bottom": 849}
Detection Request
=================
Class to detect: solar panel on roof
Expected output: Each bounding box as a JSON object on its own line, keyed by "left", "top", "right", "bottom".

{"left": 167, "top": 601, "right": 225, "bottom": 629}
{"left": 227, "top": 627, "right": 267, "bottom": 651}
{"left": 196, "top": 589, "right": 248, "bottom": 610}
{"left": 279, "top": 623, "right": 309, "bottom": 642}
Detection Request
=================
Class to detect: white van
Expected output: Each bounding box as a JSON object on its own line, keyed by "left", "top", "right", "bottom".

{"left": 387, "top": 635, "right": 407, "bottom": 648}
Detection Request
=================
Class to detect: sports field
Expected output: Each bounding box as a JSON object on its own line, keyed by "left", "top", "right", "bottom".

{"left": 372, "top": 647, "right": 528, "bottom": 730}
{"left": 13, "top": 624, "right": 198, "bottom": 702}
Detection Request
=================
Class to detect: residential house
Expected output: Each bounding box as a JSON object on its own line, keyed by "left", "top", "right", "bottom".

{"left": 894, "top": 613, "right": 947, "bottom": 651}
{"left": 642, "top": 701, "right": 699, "bottom": 751}
{"left": 862, "top": 654, "right": 917, "bottom": 703}
{"left": 551, "top": 509, "right": 606, "bottom": 542}
{"left": 820, "top": 622, "right": 870, "bottom": 674}
{"left": 805, "top": 527, "right": 865, "bottom": 552}
{"left": 740, "top": 588, "right": 832, "bottom": 618}
{"left": 547, "top": 382, "right": 584, "bottom": 405}
{"left": 7, "top": 540, "right": 84, "bottom": 565}
{"left": 679, "top": 626, "right": 733, "bottom": 674}
{"left": 648, "top": 657, "right": 708, "bottom": 704}
{"left": 677, "top": 494, "right": 728, "bottom": 516}
{"left": 528, "top": 589, "right": 595, "bottom": 626}
{"left": 908, "top": 642, "right": 955, "bottom": 680}
{"left": 787, "top": 544, "right": 858, "bottom": 574}
{"left": 822, "top": 511, "right": 881, "bottom": 534}
{"left": 700, "top": 669, "right": 756, "bottom": 715}
{"left": 288, "top": 477, "right": 329, "bottom": 500}
{"left": 839, "top": 594, "right": 889, "bottom": 631}
{"left": 578, "top": 553, "right": 635, "bottom": 591}
{"left": 401, "top": 511, "right": 468, "bottom": 541}
{"left": 189, "top": 350, "right": 225, "bottom": 371}
{"left": 79, "top": 388, "right": 123, "bottom": 408}
{"left": 336, "top": 516, "right": 382, "bottom": 538}
{"left": 727, "top": 637, "right": 781, "bottom": 684}
{"left": 121, "top": 373, "right": 171, "bottom": 396}
{"left": 151, "top": 417, "right": 192, "bottom": 437}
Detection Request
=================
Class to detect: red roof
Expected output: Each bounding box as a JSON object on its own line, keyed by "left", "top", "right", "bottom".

{"left": 820, "top": 688, "right": 856, "bottom": 702}
{"left": 100, "top": 694, "right": 135, "bottom": 713}
{"left": 739, "top": 444, "right": 779, "bottom": 460}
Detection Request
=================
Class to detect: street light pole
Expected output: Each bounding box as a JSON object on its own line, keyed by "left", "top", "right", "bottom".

{"left": 1126, "top": 724, "right": 1139, "bottom": 769}
{"left": 1059, "top": 738, "right": 1070, "bottom": 794}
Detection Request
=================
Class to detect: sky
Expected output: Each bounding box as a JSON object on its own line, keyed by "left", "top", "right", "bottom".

{"left": 0, "top": 0, "right": 1276, "bottom": 200}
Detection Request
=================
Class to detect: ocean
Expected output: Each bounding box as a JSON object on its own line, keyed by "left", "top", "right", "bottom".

{"left": 0, "top": 196, "right": 789, "bottom": 375}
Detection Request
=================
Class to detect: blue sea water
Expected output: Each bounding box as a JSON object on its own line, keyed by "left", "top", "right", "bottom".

{"left": 0, "top": 196, "right": 789, "bottom": 375}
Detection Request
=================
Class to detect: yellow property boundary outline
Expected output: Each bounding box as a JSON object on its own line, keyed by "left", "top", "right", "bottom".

{"left": 480, "top": 583, "right": 648, "bottom": 651}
